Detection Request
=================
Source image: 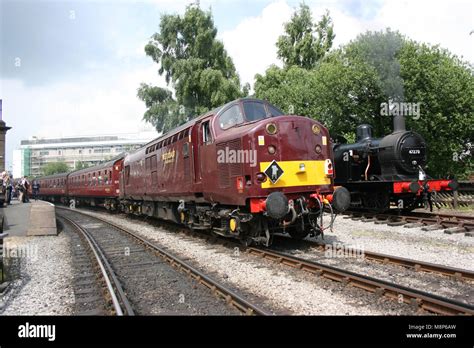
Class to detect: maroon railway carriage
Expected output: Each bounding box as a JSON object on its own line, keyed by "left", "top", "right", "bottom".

{"left": 37, "top": 172, "right": 69, "bottom": 203}
{"left": 121, "top": 98, "right": 349, "bottom": 245}
{"left": 68, "top": 156, "right": 124, "bottom": 210}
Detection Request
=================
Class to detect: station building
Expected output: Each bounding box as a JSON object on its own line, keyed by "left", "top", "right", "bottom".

{"left": 12, "top": 132, "right": 158, "bottom": 178}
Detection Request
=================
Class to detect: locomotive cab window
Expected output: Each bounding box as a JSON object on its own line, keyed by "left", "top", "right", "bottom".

{"left": 243, "top": 101, "right": 267, "bottom": 122}
{"left": 219, "top": 105, "right": 244, "bottom": 130}
{"left": 202, "top": 121, "right": 212, "bottom": 144}
{"left": 267, "top": 104, "right": 284, "bottom": 117}
{"left": 183, "top": 142, "right": 189, "bottom": 157}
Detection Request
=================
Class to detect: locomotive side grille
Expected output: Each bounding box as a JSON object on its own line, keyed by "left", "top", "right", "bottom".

{"left": 183, "top": 158, "right": 191, "bottom": 183}
{"left": 228, "top": 139, "right": 243, "bottom": 177}
{"left": 217, "top": 142, "right": 230, "bottom": 188}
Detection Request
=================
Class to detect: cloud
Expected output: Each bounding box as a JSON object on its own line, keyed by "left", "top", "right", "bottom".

{"left": 220, "top": 0, "right": 473, "bottom": 88}
{"left": 220, "top": 0, "right": 293, "bottom": 87}
{"left": 2, "top": 0, "right": 472, "bottom": 171}
{"left": 1, "top": 64, "right": 167, "bottom": 171}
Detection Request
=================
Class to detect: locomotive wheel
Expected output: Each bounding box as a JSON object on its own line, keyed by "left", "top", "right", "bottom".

{"left": 362, "top": 192, "right": 390, "bottom": 213}
{"left": 288, "top": 223, "right": 309, "bottom": 240}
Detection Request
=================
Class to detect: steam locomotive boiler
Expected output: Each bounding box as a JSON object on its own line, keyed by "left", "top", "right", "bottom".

{"left": 333, "top": 114, "right": 458, "bottom": 212}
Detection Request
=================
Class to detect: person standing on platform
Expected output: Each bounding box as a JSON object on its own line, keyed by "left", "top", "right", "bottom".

{"left": 5, "top": 174, "right": 12, "bottom": 205}
{"left": 16, "top": 179, "right": 24, "bottom": 203}
{"left": 22, "top": 177, "right": 30, "bottom": 203}
{"left": 32, "top": 179, "right": 40, "bottom": 201}
{"left": 1, "top": 171, "right": 6, "bottom": 206}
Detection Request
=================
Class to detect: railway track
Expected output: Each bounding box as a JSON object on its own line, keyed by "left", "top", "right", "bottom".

{"left": 345, "top": 210, "right": 474, "bottom": 236}
{"left": 246, "top": 247, "right": 474, "bottom": 316}
{"left": 57, "top": 206, "right": 270, "bottom": 316}
{"left": 58, "top": 206, "right": 474, "bottom": 315}
{"left": 272, "top": 235, "right": 474, "bottom": 282}
{"left": 59, "top": 215, "right": 135, "bottom": 316}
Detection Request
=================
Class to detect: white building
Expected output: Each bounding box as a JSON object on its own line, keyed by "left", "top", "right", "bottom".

{"left": 13, "top": 131, "right": 158, "bottom": 178}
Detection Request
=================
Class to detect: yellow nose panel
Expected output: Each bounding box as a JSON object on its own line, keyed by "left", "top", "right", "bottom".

{"left": 259, "top": 160, "right": 331, "bottom": 188}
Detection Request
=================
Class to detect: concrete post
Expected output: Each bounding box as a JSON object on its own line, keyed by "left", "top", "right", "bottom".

{"left": 0, "top": 100, "right": 12, "bottom": 173}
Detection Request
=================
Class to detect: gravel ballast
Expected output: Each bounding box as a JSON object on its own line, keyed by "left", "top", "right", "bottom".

{"left": 1, "top": 233, "right": 75, "bottom": 315}
{"left": 78, "top": 209, "right": 425, "bottom": 315}
{"left": 325, "top": 214, "right": 474, "bottom": 271}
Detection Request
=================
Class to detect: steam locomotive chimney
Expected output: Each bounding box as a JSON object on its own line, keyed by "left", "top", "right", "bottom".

{"left": 393, "top": 114, "right": 406, "bottom": 133}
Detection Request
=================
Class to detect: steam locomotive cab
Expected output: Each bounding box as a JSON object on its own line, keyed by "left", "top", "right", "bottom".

{"left": 333, "top": 115, "right": 458, "bottom": 212}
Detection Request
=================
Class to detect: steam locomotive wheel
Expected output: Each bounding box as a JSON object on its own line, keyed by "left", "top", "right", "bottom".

{"left": 362, "top": 192, "right": 390, "bottom": 213}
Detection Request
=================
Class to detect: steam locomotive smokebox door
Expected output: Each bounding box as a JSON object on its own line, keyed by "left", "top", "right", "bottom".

{"left": 379, "top": 131, "right": 426, "bottom": 176}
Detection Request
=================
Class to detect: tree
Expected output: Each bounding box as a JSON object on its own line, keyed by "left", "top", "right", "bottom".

{"left": 42, "top": 162, "right": 70, "bottom": 176}
{"left": 344, "top": 29, "right": 405, "bottom": 101}
{"left": 256, "top": 27, "right": 473, "bottom": 178}
{"left": 398, "top": 41, "right": 473, "bottom": 178}
{"left": 254, "top": 56, "right": 384, "bottom": 137}
{"left": 139, "top": 4, "right": 248, "bottom": 133}
{"left": 341, "top": 30, "right": 473, "bottom": 177}
{"left": 276, "top": 4, "right": 334, "bottom": 69}
{"left": 75, "top": 161, "right": 91, "bottom": 170}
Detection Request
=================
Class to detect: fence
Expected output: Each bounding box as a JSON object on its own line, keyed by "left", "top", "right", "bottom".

{"left": 434, "top": 181, "right": 474, "bottom": 209}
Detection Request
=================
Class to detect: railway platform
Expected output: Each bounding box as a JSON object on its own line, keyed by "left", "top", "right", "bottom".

{"left": 1, "top": 200, "right": 57, "bottom": 236}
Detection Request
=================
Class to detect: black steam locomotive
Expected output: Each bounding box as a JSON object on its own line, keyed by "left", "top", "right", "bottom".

{"left": 333, "top": 114, "right": 458, "bottom": 212}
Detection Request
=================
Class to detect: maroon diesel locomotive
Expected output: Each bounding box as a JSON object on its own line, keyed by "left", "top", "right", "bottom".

{"left": 120, "top": 98, "right": 349, "bottom": 245}
{"left": 36, "top": 98, "right": 349, "bottom": 245}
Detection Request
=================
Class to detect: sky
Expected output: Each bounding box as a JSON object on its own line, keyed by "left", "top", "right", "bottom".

{"left": 1, "top": 0, "right": 473, "bottom": 172}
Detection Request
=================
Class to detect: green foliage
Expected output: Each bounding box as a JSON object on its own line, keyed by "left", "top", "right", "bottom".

{"left": 276, "top": 4, "right": 334, "bottom": 69}
{"left": 255, "top": 53, "right": 385, "bottom": 136}
{"left": 42, "top": 162, "right": 70, "bottom": 176}
{"left": 256, "top": 27, "right": 473, "bottom": 178}
{"left": 75, "top": 161, "right": 91, "bottom": 170}
{"left": 345, "top": 29, "right": 405, "bottom": 99}
{"left": 139, "top": 4, "right": 247, "bottom": 133}
{"left": 398, "top": 41, "right": 473, "bottom": 178}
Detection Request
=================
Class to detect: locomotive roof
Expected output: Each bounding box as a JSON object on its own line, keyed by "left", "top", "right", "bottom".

{"left": 141, "top": 97, "right": 273, "bottom": 148}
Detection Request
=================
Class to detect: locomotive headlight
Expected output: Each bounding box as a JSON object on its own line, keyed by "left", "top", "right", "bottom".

{"left": 298, "top": 163, "right": 306, "bottom": 172}
{"left": 256, "top": 172, "right": 267, "bottom": 183}
{"left": 268, "top": 145, "right": 276, "bottom": 154}
{"left": 315, "top": 145, "right": 322, "bottom": 154}
{"left": 312, "top": 125, "right": 321, "bottom": 134}
{"left": 266, "top": 123, "right": 278, "bottom": 135}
